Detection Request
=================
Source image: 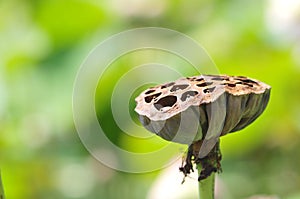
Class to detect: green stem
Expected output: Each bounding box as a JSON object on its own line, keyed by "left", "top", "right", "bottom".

{"left": 180, "top": 141, "right": 221, "bottom": 199}
{"left": 0, "top": 171, "right": 5, "bottom": 199}
{"left": 197, "top": 164, "right": 215, "bottom": 199}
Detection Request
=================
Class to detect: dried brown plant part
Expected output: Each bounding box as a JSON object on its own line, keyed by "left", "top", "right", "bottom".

{"left": 135, "top": 75, "right": 270, "bottom": 143}
{"left": 135, "top": 74, "right": 271, "bottom": 198}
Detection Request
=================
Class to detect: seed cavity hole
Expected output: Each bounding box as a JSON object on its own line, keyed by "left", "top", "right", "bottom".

{"left": 144, "top": 92, "right": 162, "bottom": 103}
{"left": 154, "top": 95, "right": 177, "bottom": 111}
{"left": 145, "top": 89, "right": 156, "bottom": 94}
{"left": 211, "top": 77, "right": 225, "bottom": 81}
{"left": 181, "top": 91, "right": 199, "bottom": 101}
{"left": 196, "top": 82, "right": 213, "bottom": 87}
{"left": 195, "top": 78, "right": 204, "bottom": 81}
{"left": 243, "top": 83, "right": 254, "bottom": 87}
{"left": 227, "top": 83, "right": 236, "bottom": 87}
{"left": 236, "top": 78, "right": 258, "bottom": 85}
{"left": 161, "top": 82, "right": 175, "bottom": 89}
{"left": 170, "top": 84, "right": 189, "bottom": 92}
{"left": 203, "top": 87, "right": 216, "bottom": 93}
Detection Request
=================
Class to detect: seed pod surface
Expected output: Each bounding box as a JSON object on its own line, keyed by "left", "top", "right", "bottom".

{"left": 135, "top": 75, "right": 271, "bottom": 144}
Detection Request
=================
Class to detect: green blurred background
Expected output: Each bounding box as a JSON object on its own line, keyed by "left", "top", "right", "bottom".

{"left": 1, "top": 0, "right": 300, "bottom": 198}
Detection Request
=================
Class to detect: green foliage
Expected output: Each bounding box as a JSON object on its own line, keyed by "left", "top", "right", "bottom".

{"left": 1, "top": 0, "right": 300, "bottom": 199}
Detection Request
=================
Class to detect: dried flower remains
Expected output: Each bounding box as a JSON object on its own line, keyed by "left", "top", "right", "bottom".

{"left": 135, "top": 74, "right": 271, "bottom": 180}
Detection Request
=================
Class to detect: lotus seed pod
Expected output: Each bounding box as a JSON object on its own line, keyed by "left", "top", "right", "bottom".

{"left": 135, "top": 75, "right": 271, "bottom": 145}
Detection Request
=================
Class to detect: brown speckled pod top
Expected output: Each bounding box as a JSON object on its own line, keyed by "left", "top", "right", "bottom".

{"left": 135, "top": 74, "right": 271, "bottom": 145}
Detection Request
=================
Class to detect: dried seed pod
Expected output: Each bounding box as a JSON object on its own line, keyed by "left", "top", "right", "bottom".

{"left": 135, "top": 74, "right": 271, "bottom": 146}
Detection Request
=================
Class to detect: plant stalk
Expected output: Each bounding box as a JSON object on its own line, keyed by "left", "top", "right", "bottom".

{"left": 0, "top": 171, "right": 5, "bottom": 199}
{"left": 179, "top": 141, "right": 221, "bottom": 199}
{"left": 197, "top": 164, "right": 215, "bottom": 199}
